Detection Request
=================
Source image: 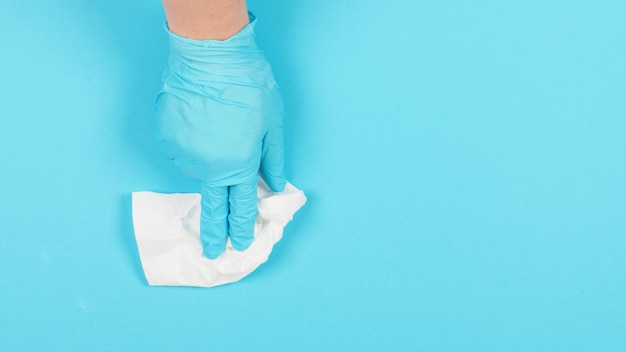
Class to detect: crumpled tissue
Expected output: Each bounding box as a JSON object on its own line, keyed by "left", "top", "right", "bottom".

{"left": 132, "top": 180, "right": 306, "bottom": 287}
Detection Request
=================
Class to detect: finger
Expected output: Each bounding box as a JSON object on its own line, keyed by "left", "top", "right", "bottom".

{"left": 260, "top": 124, "right": 286, "bottom": 192}
{"left": 199, "top": 182, "right": 229, "bottom": 259}
{"left": 228, "top": 177, "right": 258, "bottom": 251}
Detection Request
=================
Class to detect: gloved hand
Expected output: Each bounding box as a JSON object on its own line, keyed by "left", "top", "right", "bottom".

{"left": 155, "top": 13, "right": 286, "bottom": 259}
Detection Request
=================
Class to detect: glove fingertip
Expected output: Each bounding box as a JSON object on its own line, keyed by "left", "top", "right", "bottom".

{"left": 202, "top": 245, "right": 223, "bottom": 260}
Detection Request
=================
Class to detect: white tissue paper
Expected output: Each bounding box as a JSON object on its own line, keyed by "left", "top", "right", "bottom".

{"left": 132, "top": 180, "right": 306, "bottom": 288}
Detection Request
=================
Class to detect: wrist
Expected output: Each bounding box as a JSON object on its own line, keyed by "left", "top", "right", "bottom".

{"left": 162, "top": 0, "right": 249, "bottom": 40}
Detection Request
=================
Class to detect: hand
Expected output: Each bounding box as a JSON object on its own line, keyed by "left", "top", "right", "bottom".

{"left": 155, "top": 15, "right": 286, "bottom": 259}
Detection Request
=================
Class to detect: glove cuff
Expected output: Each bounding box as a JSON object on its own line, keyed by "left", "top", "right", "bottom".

{"left": 164, "top": 12, "right": 258, "bottom": 51}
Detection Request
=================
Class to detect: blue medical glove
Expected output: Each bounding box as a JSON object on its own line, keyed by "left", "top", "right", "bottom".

{"left": 155, "top": 13, "right": 286, "bottom": 259}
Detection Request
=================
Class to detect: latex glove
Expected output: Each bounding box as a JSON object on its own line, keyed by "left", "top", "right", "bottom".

{"left": 155, "top": 13, "right": 286, "bottom": 259}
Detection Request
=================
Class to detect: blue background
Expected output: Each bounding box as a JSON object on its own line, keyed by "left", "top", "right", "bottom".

{"left": 1, "top": 0, "right": 625, "bottom": 350}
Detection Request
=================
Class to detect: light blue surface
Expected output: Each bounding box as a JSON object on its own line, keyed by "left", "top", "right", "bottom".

{"left": 1, "top": 0, "right": 625, "bottom": 350}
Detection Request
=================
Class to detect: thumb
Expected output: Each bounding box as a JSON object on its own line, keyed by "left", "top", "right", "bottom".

{"left": 260, "top": 125, "right": 286, "bottom": 192}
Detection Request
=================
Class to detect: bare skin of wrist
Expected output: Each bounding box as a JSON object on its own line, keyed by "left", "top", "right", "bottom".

{"left": 162, "top": 0, "right": 249, "bottom": 40}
